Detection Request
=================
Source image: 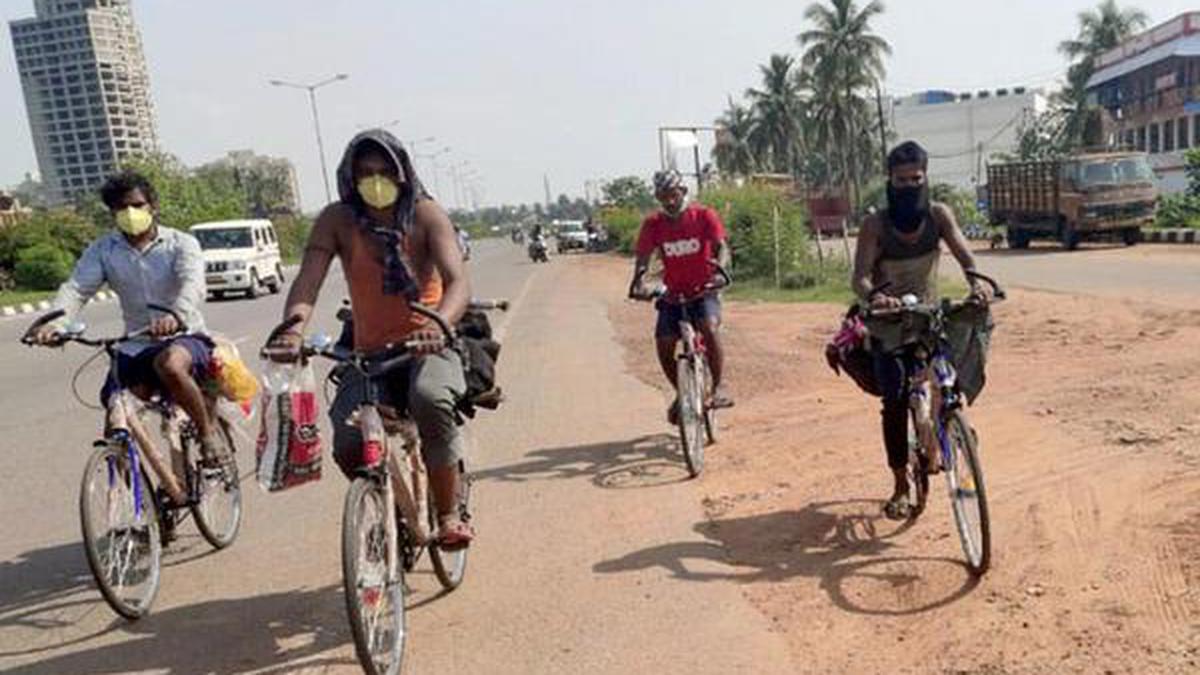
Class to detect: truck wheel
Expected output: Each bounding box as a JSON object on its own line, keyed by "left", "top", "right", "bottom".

{"left": 1122, "top": 228, "right": 1140, "bottom": 246}
{"left": 1006, "top": 226, "right": 1029, "bottom": 250}
{"left": 1060, "top": 225, "right": 1080, "bottom": 251}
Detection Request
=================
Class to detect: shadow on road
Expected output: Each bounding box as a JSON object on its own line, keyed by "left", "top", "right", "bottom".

{"left": 593, "top": 499, "right": 979, "bottom": 616}
{"left": 3, "top": 583, "right": 353, "bottom": 675}
{"left": 474, "top": 433, "right": 690, "bottom": 489}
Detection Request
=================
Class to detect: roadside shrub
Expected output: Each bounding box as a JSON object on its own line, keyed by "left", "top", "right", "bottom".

{"left": 596, "top": 206, "right": 644, "bottom": 254}
{"left": 271, "top": 215, "right": 313, "bottom": 263}
{"left": 14, "top": 242, "right": 73, "bottom": 290}
{"left": 700, "top": 184, "right": 809, "bottom": 282}
{"left": 1154, "top": 194, "right": 1200, "bottom": 229}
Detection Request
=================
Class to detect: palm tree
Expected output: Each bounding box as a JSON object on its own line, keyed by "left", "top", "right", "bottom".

{"left": 798, "top": 0, "right": 890, "bottom": 205}
{"left": 745, "top": 53, "right": 805, "bottom": 175}
{"left": 1058, "top": 0, "right": 1148, "bottom": 146}
{"left": 713, "top": 97, "right": 758, "bottom": 177}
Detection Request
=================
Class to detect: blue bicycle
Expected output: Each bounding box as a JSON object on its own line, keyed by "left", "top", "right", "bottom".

{"left": 863, "top": 271, "right": 1005, "bottom": 576}
{"left": 22, "top": 305, "right": 242, "bottom": 619}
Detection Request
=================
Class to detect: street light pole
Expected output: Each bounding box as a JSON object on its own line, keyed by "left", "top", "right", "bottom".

{"left": 270, "top": 73, "right": 349, "bottom": 205}
{"left": 418, "top": 146, "right": 451, "bottom": 200}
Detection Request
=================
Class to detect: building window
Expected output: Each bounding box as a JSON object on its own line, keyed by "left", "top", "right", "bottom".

{"left": 1181, "top": 118, "right": 1191, "bottom": 150}
{"left": 1149, "top": 123, "right": 1160, "bottom": 153}
{"left": 1165, "top": 120, "right": 1176, "bottom": 152}
{"left": 1124, "top": 130, "right": 1136, "bottom": 149}
{"left": 1136, "top": 126, "right": 1147, "bottom": 151}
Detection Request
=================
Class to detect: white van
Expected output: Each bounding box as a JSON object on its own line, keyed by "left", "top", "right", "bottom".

{"left": 190, "top": 219, "right": 285, "bottom": 300}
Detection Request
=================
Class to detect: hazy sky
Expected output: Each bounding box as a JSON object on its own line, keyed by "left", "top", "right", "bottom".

{"left": 0, "top": 0, "right": 1193, "bottom": 211}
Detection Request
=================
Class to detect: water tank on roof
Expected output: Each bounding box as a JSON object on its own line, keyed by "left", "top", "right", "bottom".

{"left": 1014, "top": 86, "right": 1027, "bottom": 95}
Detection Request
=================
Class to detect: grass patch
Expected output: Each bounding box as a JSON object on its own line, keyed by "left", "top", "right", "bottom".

{"left": 0, "top": 288, "right": 54, "bottom": 307}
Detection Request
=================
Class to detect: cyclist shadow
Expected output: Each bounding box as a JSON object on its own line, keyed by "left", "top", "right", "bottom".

{"left": 0, "top": 541, "right": 121, "bottom": 659}
{"left": 593, "top": 498, "right": 980, "bottom": 616}
{"left": 1, "top": 584, "right": 356, "bottom": 675}
{"left": 473, "top": 433, "right": 690, "bottom": 489}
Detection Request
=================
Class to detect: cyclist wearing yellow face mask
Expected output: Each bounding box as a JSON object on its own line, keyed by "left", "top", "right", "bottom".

{"left": 268, "top": 129, "right": 474, "bottom": 547}
{"left": 30, "top": 171, "right": 227, "bottom": 489}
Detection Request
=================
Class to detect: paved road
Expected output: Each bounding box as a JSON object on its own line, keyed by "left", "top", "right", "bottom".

{"left": 0, "top": 239, "right": 792, "bottom": 673}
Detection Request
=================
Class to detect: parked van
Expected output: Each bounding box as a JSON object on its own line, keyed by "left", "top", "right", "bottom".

{"left": 190, "top": 219, "right": 284, "bottom": 299}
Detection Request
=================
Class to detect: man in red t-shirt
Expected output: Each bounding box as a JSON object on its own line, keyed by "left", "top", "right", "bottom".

{"left": 630, "top": 170, "right": 733, "bottom": 424}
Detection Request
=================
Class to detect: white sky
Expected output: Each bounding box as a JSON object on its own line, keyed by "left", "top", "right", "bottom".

{"left": 0, "top": 0, "right": 1193, "bottom": 210}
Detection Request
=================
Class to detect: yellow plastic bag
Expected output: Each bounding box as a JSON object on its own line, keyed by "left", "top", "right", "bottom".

{"left": 211, "top": 337, "right": 259, "bottom": 404}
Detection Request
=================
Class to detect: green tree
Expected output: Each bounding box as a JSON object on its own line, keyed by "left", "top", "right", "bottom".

{"left": 14, "top": 242, "right": 74, "bottom": 290}
{"left": 1007, "top": 107, "right": 1072, "bottom": 161}
{"left": 713, "top": 97, "right": 758, "bottom": 177}
{"left": 117, "top": 152, "right": 248, "bottom": 229}
{"left": 745, "top": 54, "right": 806, "bottom": 174}
{"left": 799, "top": 0, "right": 891, "bottom": 207}
{"left": 1058, "top": 0, "right": 1148, "bottom": 147}
{"left": 602, "top": 176, "right": 656, "bottom": 210}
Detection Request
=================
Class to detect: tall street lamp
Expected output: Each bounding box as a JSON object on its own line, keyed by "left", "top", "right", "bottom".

{"left": 418, "top": 146, "right": 451, "bottom": 200}
{"left": 269, "top": 73, "right": 349, "bottom": 204}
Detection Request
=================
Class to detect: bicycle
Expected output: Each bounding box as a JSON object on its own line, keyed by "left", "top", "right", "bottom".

{"left": 21, "top": 304, "right": 242, "bottom": 620}
{"left": 265, "top": 298, "right": 506, "bottom": 675}
{"left": 862, "top": 271, "right": 1005, "bottom": 576}
{"left": 630, "top": 264, "right": 731, "bottom": 478}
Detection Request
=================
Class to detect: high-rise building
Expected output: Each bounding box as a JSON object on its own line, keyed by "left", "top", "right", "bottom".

{"left": 9, "top": 0, "right": 159, "bottom": 205}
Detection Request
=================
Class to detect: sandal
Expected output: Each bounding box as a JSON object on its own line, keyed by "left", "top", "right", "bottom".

{"left": 883, "top": 493, "right": 912, "bottom": 521}
{"left": 710, "top": 386, "right": 734, "bottom": 409}
{"left": 437, "top": 516, "right": 475, "bottom": 550}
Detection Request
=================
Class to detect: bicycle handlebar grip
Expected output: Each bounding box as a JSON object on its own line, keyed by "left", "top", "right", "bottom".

{"left": 406, "top": 302, "right": 455, "bottom": 340}
{"left": 147, "top": 303, "right": 188, "bottom": 334}
{"left": 468, "top": 299, "right": 510, "bottom": 312}
{"left": 20, "top": 308, "right": 66, "bottom": 345}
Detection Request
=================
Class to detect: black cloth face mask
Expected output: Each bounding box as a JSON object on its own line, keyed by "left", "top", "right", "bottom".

{"left": 886, "top": 183, "right": 929, "bottom": 234}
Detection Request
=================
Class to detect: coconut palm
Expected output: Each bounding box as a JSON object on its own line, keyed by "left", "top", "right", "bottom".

{"left": 798, "top": 0, "right": 890, "bottom": 204}
{"left": 713, "top": 97, "right": 758, "bottom": 177}
{"left": 745, "top": 53, "right": 806, "bottom": 175}
{"left": 1058, "top": 0, "right": 1148, "bottom": 146}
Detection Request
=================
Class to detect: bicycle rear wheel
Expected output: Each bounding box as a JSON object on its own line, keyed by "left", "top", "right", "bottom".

{"left": 343, "top": 476, "right": 406, "bottom": 675}
{"left": 429, "top": 459, "right": 471, "bottom": 590}
{"left": 188, "top": 422, "right": 242, "bottom": 549}
{"left": 943, "top": 410, "right": 991, "bottom": 575}
{"left": 79, "top": 441, "right": 162, "bottom": 620}
{"left": 676, "top": 355, "right": 705, "bottom": 478}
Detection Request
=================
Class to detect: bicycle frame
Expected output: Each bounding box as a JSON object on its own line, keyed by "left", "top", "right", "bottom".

{"left": 905, "top": 336, "right": 962, "bottom": 471}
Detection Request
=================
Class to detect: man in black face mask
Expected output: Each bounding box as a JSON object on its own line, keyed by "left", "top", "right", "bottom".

{"left": 852, "top": 140, "right": 986, "bottom": 520}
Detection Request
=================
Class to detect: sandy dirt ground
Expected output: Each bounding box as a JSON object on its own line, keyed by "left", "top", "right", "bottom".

{"left": 600, "top": 253, "right": 1200, "bottom": 675}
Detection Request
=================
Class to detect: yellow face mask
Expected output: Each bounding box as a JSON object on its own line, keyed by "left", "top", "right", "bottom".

{"left": 114, "top": 206, "right": 153, "bottom": 235}
{"left": 357, "top": 175, "right": 400, "bottom": 209}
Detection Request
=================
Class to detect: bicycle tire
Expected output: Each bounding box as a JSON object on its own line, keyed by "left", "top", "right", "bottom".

{"left": 343, "top": 476, "right": 406, "bottom": 675}
{"left": 188, "top": 422, "right": 242, "bottom": 550}
{"left": 701, "top": 360, "right": 718, "bottom": 445}
{"left": 79, "top": 442, "right": 162, "bottom": 620}
{"left": 944, "top": 410, "right": 991, "bottom": 575}
{"left": 676, "top": 356, "right": 705, "bottom": 478}
{"left": 429, "top": 459, "right": 471, "bottom": 590}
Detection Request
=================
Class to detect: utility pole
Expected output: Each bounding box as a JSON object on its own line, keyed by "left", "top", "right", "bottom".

{"left": 543, "top": 174, "right": 552, "bottom": 208}
{"left": 269, "top": 73, "right": 350, "bottom": 204}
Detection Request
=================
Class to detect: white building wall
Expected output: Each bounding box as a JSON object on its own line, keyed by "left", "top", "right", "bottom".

{"left": 891, "top": 91, "right": 1049, "bottom": 190}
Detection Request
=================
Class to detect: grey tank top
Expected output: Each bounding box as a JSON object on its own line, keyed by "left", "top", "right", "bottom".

{"left": 874, "top": 211, "right": 941, "bottom": 303}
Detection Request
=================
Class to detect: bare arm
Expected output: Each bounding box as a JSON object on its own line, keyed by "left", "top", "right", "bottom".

{"left": 934, "top": 203, "right": 980, "bottom": 287}
{"left": 852, "top": 216, "right": 882, "bottom": 301}
{"left": 279, "top": 207, "right": 339, "bottom": 330}
{"left": 415, "top": 200, "right": 469, "bottom": 325}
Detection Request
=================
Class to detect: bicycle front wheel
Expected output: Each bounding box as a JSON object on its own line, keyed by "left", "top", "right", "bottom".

{"left": 943, "top": 410, "right": 991, "bottom": 575}
{"left": 343, "top": 477, "right": 406, "bottom": 675}
{"left": 79, "top": 442, "right": 162, "bottom": 620}
{"left": 429, "top": 459, "right": 471, "bottom": 590}
{"left": 188, "top": 422, "right": 242, "bottom": 549}
{"left": 676, "top": 356, "right": 705, "bottom": 478}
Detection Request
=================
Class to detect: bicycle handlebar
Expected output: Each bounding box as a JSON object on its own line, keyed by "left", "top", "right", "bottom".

{"left": 261, "top": 301, "right": 457, "bottom": 363}
{"left": 21, "top": 304, "right": 184, "bottom": 347}
{"left": 628, "top": 260, "right": 732, "bottom": 303}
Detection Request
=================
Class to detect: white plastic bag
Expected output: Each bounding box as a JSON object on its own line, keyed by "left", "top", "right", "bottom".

{"left": 255, "top": 361, "right": 323, "bottom": 492}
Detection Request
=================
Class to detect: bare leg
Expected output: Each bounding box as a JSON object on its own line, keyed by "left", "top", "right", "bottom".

{"left": 154, "top": 346, "right": 213, "bottom": 439}
{"left": 698, "top": 319, "right": 732, "bottom": 406}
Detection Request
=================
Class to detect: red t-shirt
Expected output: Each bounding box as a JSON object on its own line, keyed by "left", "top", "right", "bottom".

{"left": 636, "top": 205, "right": 727, "bottom": 294}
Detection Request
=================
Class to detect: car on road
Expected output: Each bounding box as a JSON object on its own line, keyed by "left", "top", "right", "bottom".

{"left": 555, "top": 220, "right": 589, "bottom": 253}
{"left": 191, "top": 219, "right": 285, "bottom": 300}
